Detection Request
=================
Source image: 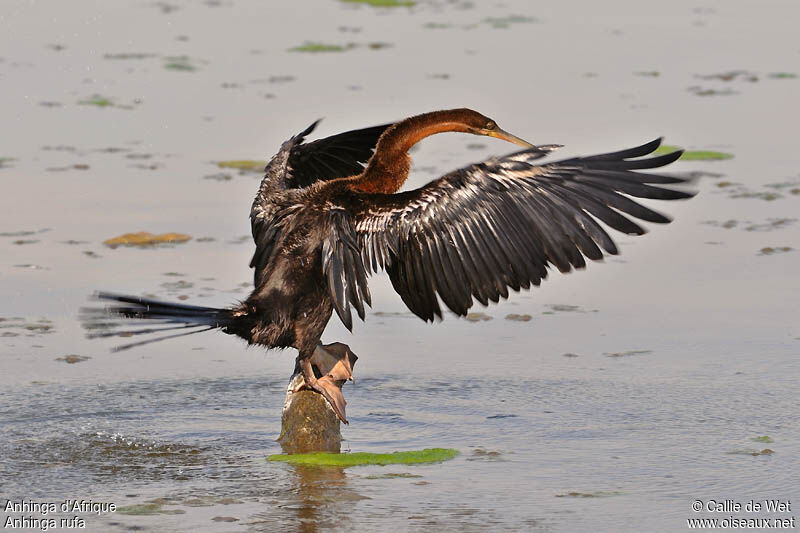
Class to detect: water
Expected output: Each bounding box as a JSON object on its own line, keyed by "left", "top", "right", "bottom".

{"left": 1, "top": 1, "right": 799, "bottom": 531}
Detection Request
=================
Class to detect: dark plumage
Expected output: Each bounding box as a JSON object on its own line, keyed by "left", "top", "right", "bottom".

{"left": 87, "top": 108, "right": 694, "bottom": 423}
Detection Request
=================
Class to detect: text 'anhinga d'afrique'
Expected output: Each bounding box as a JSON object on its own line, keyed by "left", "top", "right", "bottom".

{"left": 86, "top": 109, "right": 694, "bottom": 423}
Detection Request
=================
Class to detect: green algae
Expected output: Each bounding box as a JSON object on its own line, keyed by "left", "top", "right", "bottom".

{"left": 164, "top": 56, "right": 197, "bottom": 71}
{"left": 216, "top": 160, "right": 266, "bottom": 171}
{"left": 751, "top": 436, "right": 774, "bottom": 443}
{"left": 653, "top": 145, "right": 733, "bottom": 161}
{"left": 340, "top": 0, "right": 415, "bottom": 6}
{"left": 268, "top": 448, "right": 458, "bottom": 467}
{"left": 768, "top": 72, "right": 797, "bottom": 79}
{"left": 0, "top": 157, "right": 15, "bottom": 168}
{"left": 78, "top": 95, "right": 114, "bottom": 108}
{"left": 289, "top": 42, "right": 352, "bottom": 53}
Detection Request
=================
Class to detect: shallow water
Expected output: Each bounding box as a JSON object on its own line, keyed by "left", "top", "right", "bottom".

{"left": 1, "top": 1, "right": 799, "bottom": 531}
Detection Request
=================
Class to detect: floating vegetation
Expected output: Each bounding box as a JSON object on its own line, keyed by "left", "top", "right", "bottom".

{"left": 726, "top": 449, "right": 774, "bottom": 456}
{"left": 481, "top": 15, "right": 537, "bottom": 28}
{"left": 268, "top": 448, "right": 458, "bottom": 467}
{"left": 702, "top": 219, "right": 739, "bottom": 229}
{"left": 104, "top": 52, "right": 157, "bottom": 60}
{"left": 687, "top": 86, "right": 737, "bottom": 97}
{"left": 768, "top": 72, "right": 797, "bottom": 79}
{"left": 543, "top": 304, "right": 596, "bottom": 314}
{"left": 0, "top": 318, "right": 55, "bottom": 336}
{"left": 340, "top": 0, "right": 415, "bottom": 7}
{"left": 0, "top": 229, "right": 48, "bottom": 237}
{"left": 764, "top": 179, "right": 800, "bottom": 194}
{"left": 505, "top": 313, "right": 532, "bottom": 322}
{"left": 55, "top": 354, "right": 90, "bottom": 364}
{"left": 605, "top": 349, "right": 653, "bottom": 358}
{"left": 758, "top": 246, "right": 792, "bottom": 256}
{"left": 216, "top": 160, "right": 265, "bottom": 172}
{"left": 464, "top": 312, "right": 492, "bottom": 322}
{"left": 0, "top": 157, "right": 15, "bottom": 168}
{"left": 203, "top": 172, "right": 233, "bottom": 181}
{"left": 745, "top": 218, "right": 796, "bottom": 232}
{"left": 562, "top": 353, "right": 579, "bottom": 358}
{"left": 751, "top": 436, "right": 774, "bottom": 443}
{"left": 696, "top": 70, "right": 758, "bottom": 82}
{"left": 653, "top": 145, "right": 733, "bottom": 161}
{"left": 162, "top": 280, "right": 193, "bottom": 290}
{"left": 78, "top": 95, "right": 114, "bottom": 108}
{"left": 289, "top": 42, "right": 353, "bottom": 53}
{"left": 555, "top": 491, "right": 623, "bottom": 498}
{"left": 163, "top": 56, "right": 197, "bottom": 71}
{"left": 103, "top": 232, "right": 192, "bottom": 248}
{"left": 424, "top": 22, "right": 453, "bottom": 29}
{"left": 634, "top": 71, "right": 660, "bottom": 77}
{"left": 702, "top": 218, "right": 795, "bottom": 232}
{"left": 467, "top": 448, "right": 504, "bottom": 461}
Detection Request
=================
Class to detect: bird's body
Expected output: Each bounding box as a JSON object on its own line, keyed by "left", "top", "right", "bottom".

{"left": 89, "top": 108, "right": 694, "bottom": 423}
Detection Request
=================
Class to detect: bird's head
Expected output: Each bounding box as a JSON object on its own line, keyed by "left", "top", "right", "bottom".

{"left": 448, "top": 108, "right": 535, "bottom": 148}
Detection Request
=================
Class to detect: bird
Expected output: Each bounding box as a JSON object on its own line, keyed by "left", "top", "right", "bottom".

{"left": 86, "top": 108, "right": 694, "bottom": 424}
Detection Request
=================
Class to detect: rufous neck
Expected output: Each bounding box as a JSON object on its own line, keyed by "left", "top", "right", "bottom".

{"left": 356, "top": 110, "right": 470, "bottom": 194}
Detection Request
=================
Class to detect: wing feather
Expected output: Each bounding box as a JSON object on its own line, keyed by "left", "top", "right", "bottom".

{"left": 342, "top": 139, "right": 693, "bottom": 321}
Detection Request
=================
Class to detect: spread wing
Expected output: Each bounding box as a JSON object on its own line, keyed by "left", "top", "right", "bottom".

{"left": 285, "top": 123, "right": 392, "bottom": 188}
{"left": 334, "top": 138, "right": 693, "bottom": 322}
{"left": 250, "top": 120, "right": 392, "bottom": 280}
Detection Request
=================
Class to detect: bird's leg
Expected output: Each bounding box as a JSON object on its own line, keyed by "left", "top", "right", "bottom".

{"left": 294, "top": 352, "right": 349, "bottom": 424}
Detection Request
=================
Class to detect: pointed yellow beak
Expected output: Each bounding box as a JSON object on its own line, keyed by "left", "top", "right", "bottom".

{"left": 487, "top": 127, "right": 535, "bottom": 148}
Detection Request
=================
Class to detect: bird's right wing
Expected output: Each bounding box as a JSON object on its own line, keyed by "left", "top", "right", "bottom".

{"left": 343, "top": 138, "right": 694, "bottom": 322}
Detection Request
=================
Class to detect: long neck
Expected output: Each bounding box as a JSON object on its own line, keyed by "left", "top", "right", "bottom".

{"left": 352, "top": 110, "right": 470, "bottom": 194}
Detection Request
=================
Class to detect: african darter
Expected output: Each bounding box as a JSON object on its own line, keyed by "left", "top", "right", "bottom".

{"left": 88, "top": 108, "right": 694, "bottom": 423}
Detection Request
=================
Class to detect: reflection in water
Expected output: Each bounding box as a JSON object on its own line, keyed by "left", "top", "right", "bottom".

{"left": 249, "top": 465, "right": 365, "bottom": 533}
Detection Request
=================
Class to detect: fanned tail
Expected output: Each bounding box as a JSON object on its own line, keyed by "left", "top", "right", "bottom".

{"left": 82, "top": 292, "right": 234, "bottom": 352}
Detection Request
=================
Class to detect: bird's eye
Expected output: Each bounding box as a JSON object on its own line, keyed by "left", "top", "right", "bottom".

{"left": 485, "top": 121, "right": 496, "bottom": 130}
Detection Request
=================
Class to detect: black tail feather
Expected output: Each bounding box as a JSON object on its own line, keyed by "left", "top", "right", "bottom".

{"left": 82, "top": 292, "right": 234, "bottom": 351}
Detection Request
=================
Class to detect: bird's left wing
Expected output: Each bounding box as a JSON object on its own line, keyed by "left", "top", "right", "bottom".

{"left": 286, "top": 123, "right": 393, "bottom": 188}
{"left": 337, "top": 139, "right": 693, "bottom": 322}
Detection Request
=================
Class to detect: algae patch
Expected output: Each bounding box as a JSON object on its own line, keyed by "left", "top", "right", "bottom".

{"left": 289, "top": 42, "right": 353, "bottom": 53}
{"left": 268, "top": 448, "right": 458, "bottom": 467}
{"left": 464, "top": 312, "right": 492, "bottom": 322}
{"left": 758, "top": 246, "right": 792, "bottom": 256}
{"left": 216, "top": 160, "right": 266, "bottom": 172}
{"left": 78, "top": 95, "right": 115, "bottom": 108}
{"left": 653, "top": 145, "right": 733, "bottom": 161}
{"left": 751, "top": 436, "right": 774, "bottom": 443}
{"left": 103, "top": 232, "right": 192, "bottom": 248}
{"left": 56, "top": 354, "right": 90, "bottom": 364}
